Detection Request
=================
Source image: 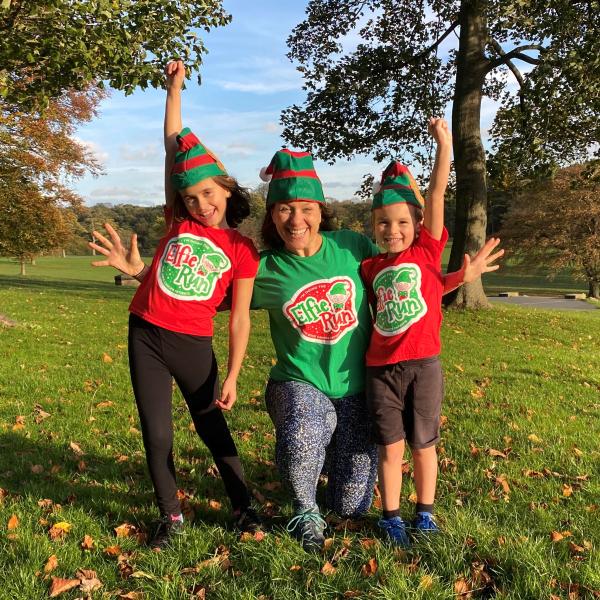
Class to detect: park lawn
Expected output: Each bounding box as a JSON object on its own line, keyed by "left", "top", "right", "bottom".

{"left": 0, "top": 259, "right": 598, "bottom": 599}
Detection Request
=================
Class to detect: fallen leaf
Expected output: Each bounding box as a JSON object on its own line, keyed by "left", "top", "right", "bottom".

{"left": 419, "top": 574, "right": 434, "bottom": 589}
{"left": 76, "top": 569, "right": 103, "bottom": 593}
{"left": 48, "top": 577, "right": 80, "bottom": 597}
{"left": 49, "top": 521, "right": 72, "bottom": 540}
{"left": 208, "top": 499, "right": 222, "bottom": 511}
{"left": 487, "top": 448, "right": 507, "bottom": 459}
{"left": 454, "top": 577, "right": 472, "bottom": 597}
{"left": 551, "top": 531, "right": 564, "bottom": 542}
{"left": 102, "top": 353, "right": 113, "bottom": 363}
{"left": 44, "top": 554, "right": 59, "bottom": 573}
{"left": 104, "top": 544, "right": 122, "bottom": 556}
{"left": 114, "top": 523, "right": 137, "bottom": 538}
{"left": 361, "top": 558, "right": 378, "bottom": 577}
{"left": 130, "top": 570, "right": 156, "bottom": 580}
{"left": 95, "top": 401, "right": 113, "bottom": 409}
{"left": 289, "top": 565, "right": 302, "bottom": 571}
{"left": 7, "top": 514, "right": 19, "bottom": 530}
{"left": 563, "top": 484, "right": 574, "bottom": 497}
{"left": 30, "top": 464, "right": 44, "bottom": 474}
{"left": 359, "top": 538, "right": 378, "bottom": 549}
{"left": 69, "top": 441, "right": 84, "bottom": 456}
{"left": 118, "top": 593, "right": 144, "bottom": 600}
{"left": 321, "top": 561, "right": 337, "bottom": 576}
{"left": 343, "top": 592, "right": 362, "bottom": 598}
{"left": 323, "top": 537, "right": 334, "bottom": 550}
{"left": 81, "top": 534, "right": 95, "bottom": 550}
{"left": 568, "top": 541, "right": 586, "bottom": 555}
{"left": 528, "top": 434, "right": 542, "bottom": 444}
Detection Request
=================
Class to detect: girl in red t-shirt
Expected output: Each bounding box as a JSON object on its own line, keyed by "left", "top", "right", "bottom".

{"left": 89, "top": 61, "right": 261, "bottom": 547}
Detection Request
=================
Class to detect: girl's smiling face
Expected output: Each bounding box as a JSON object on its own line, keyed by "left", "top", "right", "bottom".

{"left": 180, "top": 178, "right": 230, "bottom": 228}
{"left": 373, "top": 202, "right": 421, "bottom": 255}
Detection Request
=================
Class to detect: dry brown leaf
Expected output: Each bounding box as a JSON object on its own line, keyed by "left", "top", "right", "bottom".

{"left": 30, "top": 464, "right": 44, "bottom": 474}
{"left": 343, "top": 592, "right": 362, "bottom": 598}
{"left": 76, "top": 569, "right": 103, "bottom": 593}
{"left": 551, "top": 531, "right": 564, "bottom": 542}
{"left": 321, "top": 561, "right": 337, "bottom": 576}
{"left": 361, "top": 558, "right": 378, "bottom": 577}
{"left": 103, "top": 544, "right": 122, "bottom": 557}
{"left": 208, "top": 499, "right": 222, "bottom": 511}
{"left": 48, "top": 577, "right": 80, "bottom": 598}
{"left": 323, "top": 537, "right": 334, "bottom": 550}
{"left": 114, "top": 523, "right": 137, "bottom": 538}
{"left": 528, "top": 434, "right": 542, "bottom": 443}
{"left": 454, "top": 577, "right": 472, "bottom": 597}
{"left": 69, "top": 441, "right": 84, "bottom": 455}
{"left": 44, "top": 554, "right": 59, "bottom": 573}
{"left": 48, "top": 521, "right": 72, "bottom": 540}
{"left": 495, "top": 475, "right": 510, "bottom": 495}
{"left": 359, "top": 538, "right": 378, "bottom": 549}
{"left": 563, "top": 484, "right": 574, "bottom": 497}
{"left": 569, "top": 541, "right": 586, "bottom": 554}
{"left": 81, "top": 534, "right": 95, "bottom": 550}
{"left": 118, "top": 593, "right": 145, "bottom": 600}
{"left": 7, "top": 514, "right": 19, "bottom": 530}
{"left": 419, "top": 574, "right": 434, "bottom": 589}
{"left": 102, "top": 353, "right": 113, "bottom": 363}
{"left": 289, "top": 565, "right": 302, "bottom": 571}
{"left": 95, "top": 401, "right": 113, "bottom": 409}
{"left": 487, "top": 448, "right": 507, "bottom": 459}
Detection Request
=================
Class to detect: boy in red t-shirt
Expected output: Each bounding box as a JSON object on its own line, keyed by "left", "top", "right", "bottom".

{"left": 361, "top": 118, "right": 501, "bottom": 546}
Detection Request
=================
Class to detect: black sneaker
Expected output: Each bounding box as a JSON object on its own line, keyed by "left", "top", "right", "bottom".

{"left": 233, "top": 507, "right": 263, "bottom": 533}
{"left": 286, "top": 509, "right": 327, "bottom": 551}
{"left": 149, "top": 516, "right": 184, "bottom": 549}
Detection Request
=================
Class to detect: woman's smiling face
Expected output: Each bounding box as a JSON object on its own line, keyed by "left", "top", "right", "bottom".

{"left": 271, "top": 201, "right": 323, "bottom": 256}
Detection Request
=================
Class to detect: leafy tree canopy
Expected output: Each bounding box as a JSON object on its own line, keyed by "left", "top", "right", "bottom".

{"left": 0, "top": 0, "right": 230, "bottom": 109}
{"left": 283, "top": 0, "right": 598, "bottom": 173}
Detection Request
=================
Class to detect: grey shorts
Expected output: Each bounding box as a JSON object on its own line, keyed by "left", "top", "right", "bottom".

{"left": 365, "top": 356, "right": 443, "bottom": 449}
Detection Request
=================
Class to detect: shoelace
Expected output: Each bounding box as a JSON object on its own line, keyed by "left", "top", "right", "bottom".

{"left": 286, "top": 510, "right": 326, "bottom": 534}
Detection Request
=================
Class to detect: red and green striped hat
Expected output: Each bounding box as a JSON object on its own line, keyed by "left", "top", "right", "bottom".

{"left": 372, "top": 161, "right": 425, "bottom": 210}
{"left": 170, "top": 127, "right": 227, "bottom": 190}
{"left": 259, "top": 149, "right": 326, "bottom": 208}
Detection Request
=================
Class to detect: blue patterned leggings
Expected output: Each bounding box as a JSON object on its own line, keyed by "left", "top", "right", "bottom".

{"left": 265, "top": 379, "right": 378, "bottom": 517}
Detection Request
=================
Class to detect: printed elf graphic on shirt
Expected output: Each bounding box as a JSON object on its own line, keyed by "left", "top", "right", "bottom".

{"left": 157, "top": 233, "right": 231, "bottom": 301}
{"left": 283, "top": 277, "right": 358, "bottom": 344}
{"left": 373, "top": 264, "right": 427, "bottom": 337}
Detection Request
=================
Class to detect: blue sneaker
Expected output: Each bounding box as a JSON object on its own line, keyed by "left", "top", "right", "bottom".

{"left": 378, "top": 516, "right": 410, "bottom": 547}
{"left": 287, "top": 509, "right": 327, "bottom": 551}
{"left": 411, "top": 511, "right": 439, "bottom": 533}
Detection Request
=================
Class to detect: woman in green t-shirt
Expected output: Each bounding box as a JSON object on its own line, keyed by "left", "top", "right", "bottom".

{"left": 251, "top": 150, "right": 381, "bottom": 551}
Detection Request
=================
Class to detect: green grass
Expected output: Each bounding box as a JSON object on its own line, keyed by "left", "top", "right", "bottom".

{"left": 0, "top": 258, "right": 599, "bottom": 599}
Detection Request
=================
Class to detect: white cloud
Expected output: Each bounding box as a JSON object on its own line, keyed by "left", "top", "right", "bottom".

{"left": 216, "top": 80, "right": 300, "bottom": 94}
{"left": 264, "top": 121, "right": 281, "bottom": 133}
{"left": 120, "top": 143, "right": 160, "bottom": 162}
{"left": 75, "top": 138, "right": 109, "bottom": 165}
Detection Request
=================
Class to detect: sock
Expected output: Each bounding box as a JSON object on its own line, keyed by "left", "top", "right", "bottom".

{"left": 415, "top": 503, "right": 434, "bottom": 515}
{"left": 383, "top": 509, "right": 400, "bottom": 519}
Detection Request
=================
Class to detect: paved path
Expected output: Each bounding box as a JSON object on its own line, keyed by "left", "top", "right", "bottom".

{"left": 489, "top": 296, "right": 597, "bottom": 311}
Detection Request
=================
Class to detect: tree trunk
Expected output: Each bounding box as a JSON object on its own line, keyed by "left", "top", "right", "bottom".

{"left": 447, "top": 0, "right": 490, "bottom": 309}
{"left": 19, "top": 258, "right": 26, "bottom": 275}
{"left": 589, "top": 279, "right": 599, "bottom": 299}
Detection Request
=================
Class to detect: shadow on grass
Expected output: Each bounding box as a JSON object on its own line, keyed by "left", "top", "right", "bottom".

{"left": 0, "top": 274, "right": 134, "bottom": 298}
{"left": 0, "top": 431, "right": 150, "bottom": 523}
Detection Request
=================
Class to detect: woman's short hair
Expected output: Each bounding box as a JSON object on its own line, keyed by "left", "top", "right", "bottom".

{"left": 173, "top": 176, "right": 251, "bottom": 228}
{"left": 261, "top": 202, "right": 336, "bottom": 250}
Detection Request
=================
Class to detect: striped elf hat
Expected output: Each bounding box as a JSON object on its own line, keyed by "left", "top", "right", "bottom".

{"left": 171, "top": 127, "right": 227, "bottom": 190}
{"left": 259, "top": 149, "right": 326, "bottom": 208}
{"left": 372, "top": 161, "right": 425, "bottom": 210}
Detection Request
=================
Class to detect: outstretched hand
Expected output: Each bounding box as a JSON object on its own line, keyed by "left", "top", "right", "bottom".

{"left": 88, "top": 223, "right": 145, "bottom": 276}
{"left": 461, "top": 237, "right": 504, "bottom": 283}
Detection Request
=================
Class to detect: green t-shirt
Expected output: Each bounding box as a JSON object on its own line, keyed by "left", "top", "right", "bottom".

{"left": 252, "top": 230, "right": 379, "bottom": 398}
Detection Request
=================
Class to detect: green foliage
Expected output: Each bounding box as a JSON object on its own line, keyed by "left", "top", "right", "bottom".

{"left": 0, "top": 0, "right": 230, "bottom": 109}
{"left": 0, "top": 261, "right": 598, "bottom": 598}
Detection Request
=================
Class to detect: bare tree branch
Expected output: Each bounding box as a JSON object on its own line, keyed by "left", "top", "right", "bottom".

{"left": 489, "top": 39, "right": 525, "bottom": 87}
{"left": 487, "top": 44, "right": 543, "bottom": 72}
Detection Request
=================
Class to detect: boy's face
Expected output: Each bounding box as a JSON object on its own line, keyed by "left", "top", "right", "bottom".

{"left": 372, "top": 202, "right": 421, "bottom": 255}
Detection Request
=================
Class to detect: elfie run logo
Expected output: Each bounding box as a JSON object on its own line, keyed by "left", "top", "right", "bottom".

{"left": 283, "top": 277, "right": 358, "bottom": 344}
{"left": 373, "top": 264, "right": 427, "bottom": 336}
{"left": 157, "top": 234, "right": 231, "bottom": 301}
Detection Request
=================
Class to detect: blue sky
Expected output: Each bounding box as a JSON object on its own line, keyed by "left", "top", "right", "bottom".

{"left": 73, "top": 0, "right": 507, "bottom": 207}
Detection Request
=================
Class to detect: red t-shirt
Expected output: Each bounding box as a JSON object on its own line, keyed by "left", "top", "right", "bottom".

{"left": 129, "top": 209, "right": 259, "bottom": 336}
{"left": 360, "top": 227, "right": 448, "bottom": 366}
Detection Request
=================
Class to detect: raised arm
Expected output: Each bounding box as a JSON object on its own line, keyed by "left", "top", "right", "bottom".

{"left": 215, "top": 277, "right": 255, "bottom": 411}
{"left": 164, "top": 60, "right": 185, "bottom": 210}
{"left": 424, "top": 118, "right": 452, "bottom": 241}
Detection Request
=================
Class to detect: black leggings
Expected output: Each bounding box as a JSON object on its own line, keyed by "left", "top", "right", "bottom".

{"left": 128, "top": 314, "right": 250, "bottom": 516}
